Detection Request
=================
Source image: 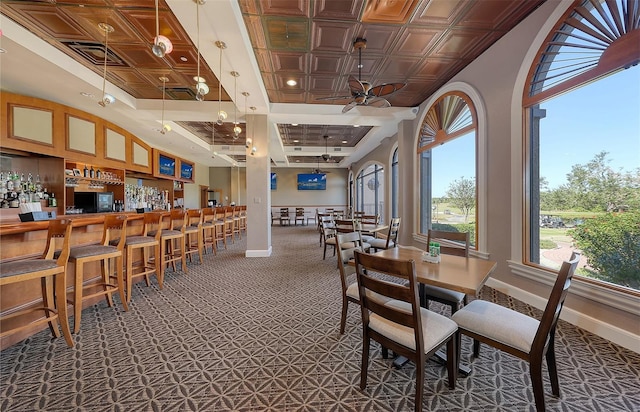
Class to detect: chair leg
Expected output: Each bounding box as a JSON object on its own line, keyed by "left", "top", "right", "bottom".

{"left": 73, "top": 261, "right": 83, "bottom": 334}
{"left": 116, "top": 255, "right": 128, "bottom": 311}
{"left": 101, "top": 259, "right": 114, "bottom": 308}
{"left": 530, "top": 357, "right": 546, "bottom": 412}
{"left": 415, "top": 359, "right": 425, "bottom": 412}
{"left": 360, "top": 334, "right": 370, "bottom": 390}
{"left": 180, "top": 237, "right": 187, "bottom": 273}
{"left": 41, "top": 276, "right": 60, "bottom": 338}
{"left": 126, "top": 246, "right": 134, "bottom": 303}
{"left": 154, "top": 243, "right": 163, "bottom": 290}
{"left": 446, "top": 337, "right": 457, "bottom": 389}
{"left": 54, "top": 271, "right": 73, "bottom": 347}
{"left": 546, "top": 340, "right": 560, "bottom": 396}
{"left": 472, "top": 339, "right": 481, "bottom": 357}
{"left": 339, "top": 298, "right": 348, "bottom": 334}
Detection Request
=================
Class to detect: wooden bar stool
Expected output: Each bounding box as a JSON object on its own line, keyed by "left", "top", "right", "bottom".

{"left": 123, "top": 212, "right": 162, "bottom": 303}
{"left": 159, "top": 210, "right": 187, "bottom": 276}
{"left": 224, "top": 206, "right": 235, "bottom": 243}
{"left": 214, "top": 207, "right": 227, "bottom": 250}
{"left": 239, "top": 205, "right": 247, "bottom": 234}
{"left": 231, "top": 206, "right": 242, "bottom": 240}
{"left": 0, "top": 219, "right": 74, "bottom": 347}
{"left": 201, "top": 207, "right": 216, "bottom": 255}
{"left": 68, "top": 214, "right": 129, "bottom": 333}
{"left": 185, "top": 209, "right": 203, "bottom": 264}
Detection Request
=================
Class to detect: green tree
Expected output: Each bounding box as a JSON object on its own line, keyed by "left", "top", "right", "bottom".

{"left": 445, "top": 177, "right": 475, "bottom": 222}
{"left": 569, "top": 211, "right": 640, "bottom": 290}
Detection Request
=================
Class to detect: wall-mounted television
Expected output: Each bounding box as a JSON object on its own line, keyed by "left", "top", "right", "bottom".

{"left": 270, "top": 172, "right": 277, "bottom": 190}
{"left": 158, "top": 154, "right": 175, "bottom": 177}
{"left": 297, "top": 173, "right": 326, "bottom": 190}
{"left": 180, "top": 161, "right": 193, "bottom": 181}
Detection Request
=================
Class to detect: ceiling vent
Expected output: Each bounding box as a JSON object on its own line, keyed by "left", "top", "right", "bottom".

{"left": 333, "top": 147, "right": 342, "bottom": 152}
{"left": 294, "top": 147, "right": 302, "bottom": 151}
{"left": 62, "top": 41, "right": 127, "bottom": 67}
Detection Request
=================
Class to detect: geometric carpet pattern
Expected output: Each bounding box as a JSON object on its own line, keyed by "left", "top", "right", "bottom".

{"left": 1, "top": 225, "right": 639, "bottom": 411}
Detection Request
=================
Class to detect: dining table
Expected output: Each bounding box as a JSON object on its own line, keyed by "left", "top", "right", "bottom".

{"left": 368, "top": 246, "right": 498, "bottom": 375}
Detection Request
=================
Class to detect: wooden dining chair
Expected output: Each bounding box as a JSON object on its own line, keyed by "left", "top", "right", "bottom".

{"left": 320, "top": 216, "right": 337, "bottom": 259}
{"left": 335, "top": 231, "right": 371, "bottom": 334}
{"left": 421, "top": 229, "right": 470, "bottom": 314}
{"left": 279, "top": 207, "right": 291, "bottom": 226}
{"left": 451, "top": 253, "right": 580, "bottom": 412}
{"left": 354, "top": 250, "right": 458, "bottom": 412}
{"left": 368, "top": 217, "right": 401, "bottom": 251}
{"left": 294, "top": 207, "right": 306, "bottom": 226}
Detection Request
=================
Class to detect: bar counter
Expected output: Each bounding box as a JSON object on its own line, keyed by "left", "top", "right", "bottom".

{"left": 0, "top": 211, "right": 158, "bottom": 350}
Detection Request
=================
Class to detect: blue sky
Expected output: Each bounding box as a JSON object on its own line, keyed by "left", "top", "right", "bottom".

{"left": 431, "top": 65, "right": 639, "bottom": 197}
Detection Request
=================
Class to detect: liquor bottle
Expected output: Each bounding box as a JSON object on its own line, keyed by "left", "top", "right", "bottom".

{"left": 90, "top": 166, "right": 95, "bottom": 178}
{"left": 48, "top": 192, "right": 57, "bottom": 207}
{"left": 96, "top": 169, "right": 101, "bottom": 179}
{"left": 84, "top": 164, "right": 89, "bottom": 178}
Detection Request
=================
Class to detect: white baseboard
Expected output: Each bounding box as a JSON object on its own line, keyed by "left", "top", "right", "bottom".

{"left": 485, "top": 278, "right": 640, "bottom": 353}
{"left": 245, "top": 246, "right": 272, "bottom": 257}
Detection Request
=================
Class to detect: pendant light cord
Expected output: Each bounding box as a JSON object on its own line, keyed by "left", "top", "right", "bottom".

{"left": 155, "top": 0, "right": 160, "bottom": 45}
{"left": 196, "top": 1, "right": 201, "bottom": 82}
{"left": 218, "top": 46, "right": 223, "bottom": 115}
{"left": 161, "top": 78, "right": 166, "bottom": 125}
{"left": 102, "top": 28, "right": 109, "bottom": 97}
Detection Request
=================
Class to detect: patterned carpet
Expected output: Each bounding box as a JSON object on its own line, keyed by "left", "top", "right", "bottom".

{"left": 1, "top": 225, "right": 639, "bottom": 411}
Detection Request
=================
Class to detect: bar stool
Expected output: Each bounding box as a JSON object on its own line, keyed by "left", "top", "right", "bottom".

{"left": 0, "top": 219, "right": 74, "bottom": 347}
{"left": 158, "top": 210, "right": 187, "bottom": 276}
{"left": 214, "top": 207, "right": 227, "bottom": 250}
{"left": 201, "top": 207, "right": 216, "bottom": 255}
{"left": 224, "top": 206, "right": 235, "bottom": 243}
{"left": 238, "top": 205, "right": 247, "bottom": 234}
{"left": 231, "top": 206, "right": 242, "bottom": 239}
{"left": 185, "top": 209, "right": 203, "bottom": 264}
{"left": 122, "top": 212, "right": 162, "bottom": 303}
{"left": 68, "top": 214, "right": 128, "bottom": 333}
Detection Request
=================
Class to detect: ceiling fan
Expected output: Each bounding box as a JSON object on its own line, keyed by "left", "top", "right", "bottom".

{"left": 318, "top": 38, "right": 406, "bottom": 113}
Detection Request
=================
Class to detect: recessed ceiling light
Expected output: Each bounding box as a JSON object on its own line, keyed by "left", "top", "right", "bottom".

{"left": 342, "top": 140, "right": 348, "bottom": 144}
{"left": 291, "top": 123, "right": 298, "bottom": 126}
{"left": 180, "top": 56, "right": 188, "bottom": 62}
{"left": 353, "top": 124, "right": 360, "bottom": 128}
{"left": 193, "top": 76, "right": 206, "bottom": 82}
{"left": 293, "top": 139, "right": 299, "bottom": 143}
{"left": 80, "top": 92, "right": 94, "bottom": 98}
{"left": 296, "top": 159, "right": 300, "bottom": 162}
{"left": 286, "top": 79, "right": 297, "bottom": 86}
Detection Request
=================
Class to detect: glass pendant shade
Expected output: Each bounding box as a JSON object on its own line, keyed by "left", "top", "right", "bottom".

{"left": 152, "top": 36, "right": 173, "bottom": 57}
{"left": 216, "top": 110, "right": 227, "bottom": 125}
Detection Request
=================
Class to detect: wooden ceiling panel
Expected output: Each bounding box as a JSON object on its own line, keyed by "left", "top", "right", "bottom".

{"left": 311, "top": 21, "right": 357, "bottom": 52}
{"left": 243, "top": 15, "right": 268, "bottom": 49}
{"left": 119, "top": 8, "right": 192, "bottom": 47}
{"left": 356, "top": 25, "right": 400, "bottom": 54}
{"left": 310, "top": 54, "right": 346, "bottom": 75}
{"left": 308, "top": 76, "right": 342, "bottom": 93}
{"left": 458, "top": 0, "right": 536, "bottom": 30}
{"left": 431, "top": 29, "right": 488, "bottom": 59}
{"left": 274, "top": 90, "right": 307, "bottom": 104}
{"left": 361, "top": 0, "right": 420, "bottom": 24}
{"left": 253, "top": 49, "right": 274, "bottom": 73}
{"left": 61, "top": 7, "right": 142, "bottom": 44}
{"left": 259, "top": 0, "right": 310, "bottom": 17}
{"left": 110, "top": 44, "right": 170, "bottom": 70}
{"left": 313, "top": 0, "right": 364, "bottom": 20}
{"left": 161, "top": 45, "right": 201, "bottom": 70}
{"left": 414, "top": 57, "right": 459, "bottom": 79}
{"left": 376, "top": 56, "right": 420, "bottom": 79}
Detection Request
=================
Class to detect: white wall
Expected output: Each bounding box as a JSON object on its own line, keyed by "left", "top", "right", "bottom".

{"left": 270, "top": 167, "right": 348, "bottom": 209}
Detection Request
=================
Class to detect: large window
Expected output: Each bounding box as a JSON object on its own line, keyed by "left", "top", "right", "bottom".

{"left": 525, "top": 0, "right": 640, "bottom": 291}
{"left": 356, "top": 164, "right": 384, "bottom": 222}
{"left": 418, "top": 92, "right": 477, "bottom": 246}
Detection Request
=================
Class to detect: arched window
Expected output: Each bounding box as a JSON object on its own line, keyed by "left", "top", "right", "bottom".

{"left": 524, "top": 0, "right": 639, "bottom": 291}
{"left": 356, "top": 163, "right": 384, "bottom": 222}
{"left": 391, "top": 147, "right": 399, "bottom": 218}
{"left": 418, "top": 92, "right": 478, "bottom": 247}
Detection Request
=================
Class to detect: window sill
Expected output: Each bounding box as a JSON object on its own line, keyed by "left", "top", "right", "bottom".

{"left": 508, "top": 261, "right": 639, "bottom": 315}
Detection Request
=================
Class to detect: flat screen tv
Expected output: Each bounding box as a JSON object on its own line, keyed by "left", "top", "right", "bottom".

{"left": 158, "top": 154, "right": 175, "bottom": 177}
{"left": 180, "top": 162, "right": 193, "bottom": 180}
{"left": 270, "top": 173, "right": 277, "bottom": 190}
{"left": 297, "top": 173, "right": 326, "bottom": 190}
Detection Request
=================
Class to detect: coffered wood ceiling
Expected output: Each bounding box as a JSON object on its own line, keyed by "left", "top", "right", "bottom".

{"left": 1, "top": 0, "right": 544, "bottom": 167}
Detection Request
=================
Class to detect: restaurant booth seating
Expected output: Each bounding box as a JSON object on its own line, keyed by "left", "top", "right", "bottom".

{"left": 452, "top": 253, "right": 580, "bottom": 412}
{"left": 354, "top": 250, "right": 458, "bottom": 412}
{"left": 0, "top": 219, "right": 75, "bottom": 347}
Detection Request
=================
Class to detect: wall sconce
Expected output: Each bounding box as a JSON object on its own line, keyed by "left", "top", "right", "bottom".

{"left": 97, "top": 22, "right": 115, "bottom": 107}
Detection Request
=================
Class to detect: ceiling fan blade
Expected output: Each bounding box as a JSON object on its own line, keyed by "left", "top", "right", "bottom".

{"left": 342, "top": 101, "right": 358, "bottom": 113}
{"left": 316, "top": 95, "right": 354, "bottom": 101}
{"left": 368, "top": 82, "right": 406, "bottom": 97}
{"left": 366, "top": 97, "right": 391, "bottom": 108}
{"left": 348, "top": 75, "right": 366, "bottom": 94}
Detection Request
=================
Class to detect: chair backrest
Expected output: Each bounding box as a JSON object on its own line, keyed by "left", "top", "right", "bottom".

{"left": 143, "top": 212, "right": 164, "bottom": 240}
{"left": 532, "top": 252, "right": 580, "bottom": 356}
{"left": 384, "top": 217, "right": 401, "bottom": 248}
{"left": 427, "top": 229, "right": 469, "bottom": 257}
{"left": 43, "top": 219, "right": 74, "bottom": 265}
{"left": 202, "top": 207, "right": 215, "bottom": 223}
{"left": 187, "top": 209, "right": 203, "bottom": 227}
{"left": 335, "top": 231, "right": 366, "bottom": 295}
{"left": 280, "top": 207, "right": 290, "bottom": 217}
{"left": 320, "top": 215, "right": 335, "bottom": 239}
{"left": 102, "top": 214, "right": 128, "bottom": 250}
{"left": 361, "top": 214, "right": 380, "bottom": 225}
{"left": 170, "top": 210, "right": 187, "bottom": 231}
{"left": 295, "top": 207, "right": 305, "bottom": 217}
{"left": 334, "top": 218, "right": 354, "bottom": 233}
{"left": 354, "top": 250, "right": 423, "bottom": 353}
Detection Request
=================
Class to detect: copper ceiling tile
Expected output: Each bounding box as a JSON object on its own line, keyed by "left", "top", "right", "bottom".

{"left": 355, "top": 25, "right": 399, "bottom": 54}
{"left": 119, "top": 8, "right": 192, "bottom": 47}
{"left": 253, "top": 49, "right": 275, "bottom": 72}
{"left": 239, "top": 0, "right": 261, "bottom": 15}
{"left": 264, "top": 17, "right": 309, "bottom": 51}
{"left": 393, "top": 27, "right": 443, "bottom": 56}
{"left": 309, "top": 53, "right": 347, "bottom": 75}
{"left": 414, "top": 57, "right": 459, "bottom": 79}
{"left": 431, "top": 28, "right": 487, "bottom": 59}
{"left": 258, "top": 0, "right": 310, "bottom": 17}
{"left": 411, "top": 0, "right": 469, "bottom": 26}
{"left": 110, "top": 43, "right": 170, "bottom": 70}
{"left": 314, "top": 0, "right": 364, "bottom": 20}
{"left": 311, "top": 21, "right": 357, "bottom": 52}
{"left": 61, "top": 7, "right": 141, "bottom": 44}
{"left": 362, "top": 0, "right": 420, "bottom": 24}
{"left": 2, "top": 3, "right": 90, "bottom": 41}
{"left": 243, "top": 15, "right": 269, "bottom": 49}
{"left": 271, "top": 52, "right": 308, "bottom": 73}
{"left": 458, "top": 0, "right": 542, "bottom": 30}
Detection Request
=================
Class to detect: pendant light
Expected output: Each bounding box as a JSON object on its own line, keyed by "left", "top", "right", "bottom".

{"left": 214, "top": 41, "right": 227, "bottom": 125}
{"left": 210, "top": 122, "right": 217, "bottom": 158}
{"left": 152, "top": 0, "right": 173, "bottom": 57}
{"left": 193, "top": 0, "right": 208, "bottom": 101}
{"left": 159, "top": 76, "right": 171, "bottom": 134}
{"left": 322, "top": 135, "right": 331, "bottom": 161}
{"left": 97, "top": 23, "right": 115, "bottom": 107}
{"left": 231, "top": 71, "right": 241, "bottom": 139}
{"left": 249, "top": 106, "right": 257, "bottom": 155}
{"left": 242, "top": 91, "right": 251, "bottom": 148}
